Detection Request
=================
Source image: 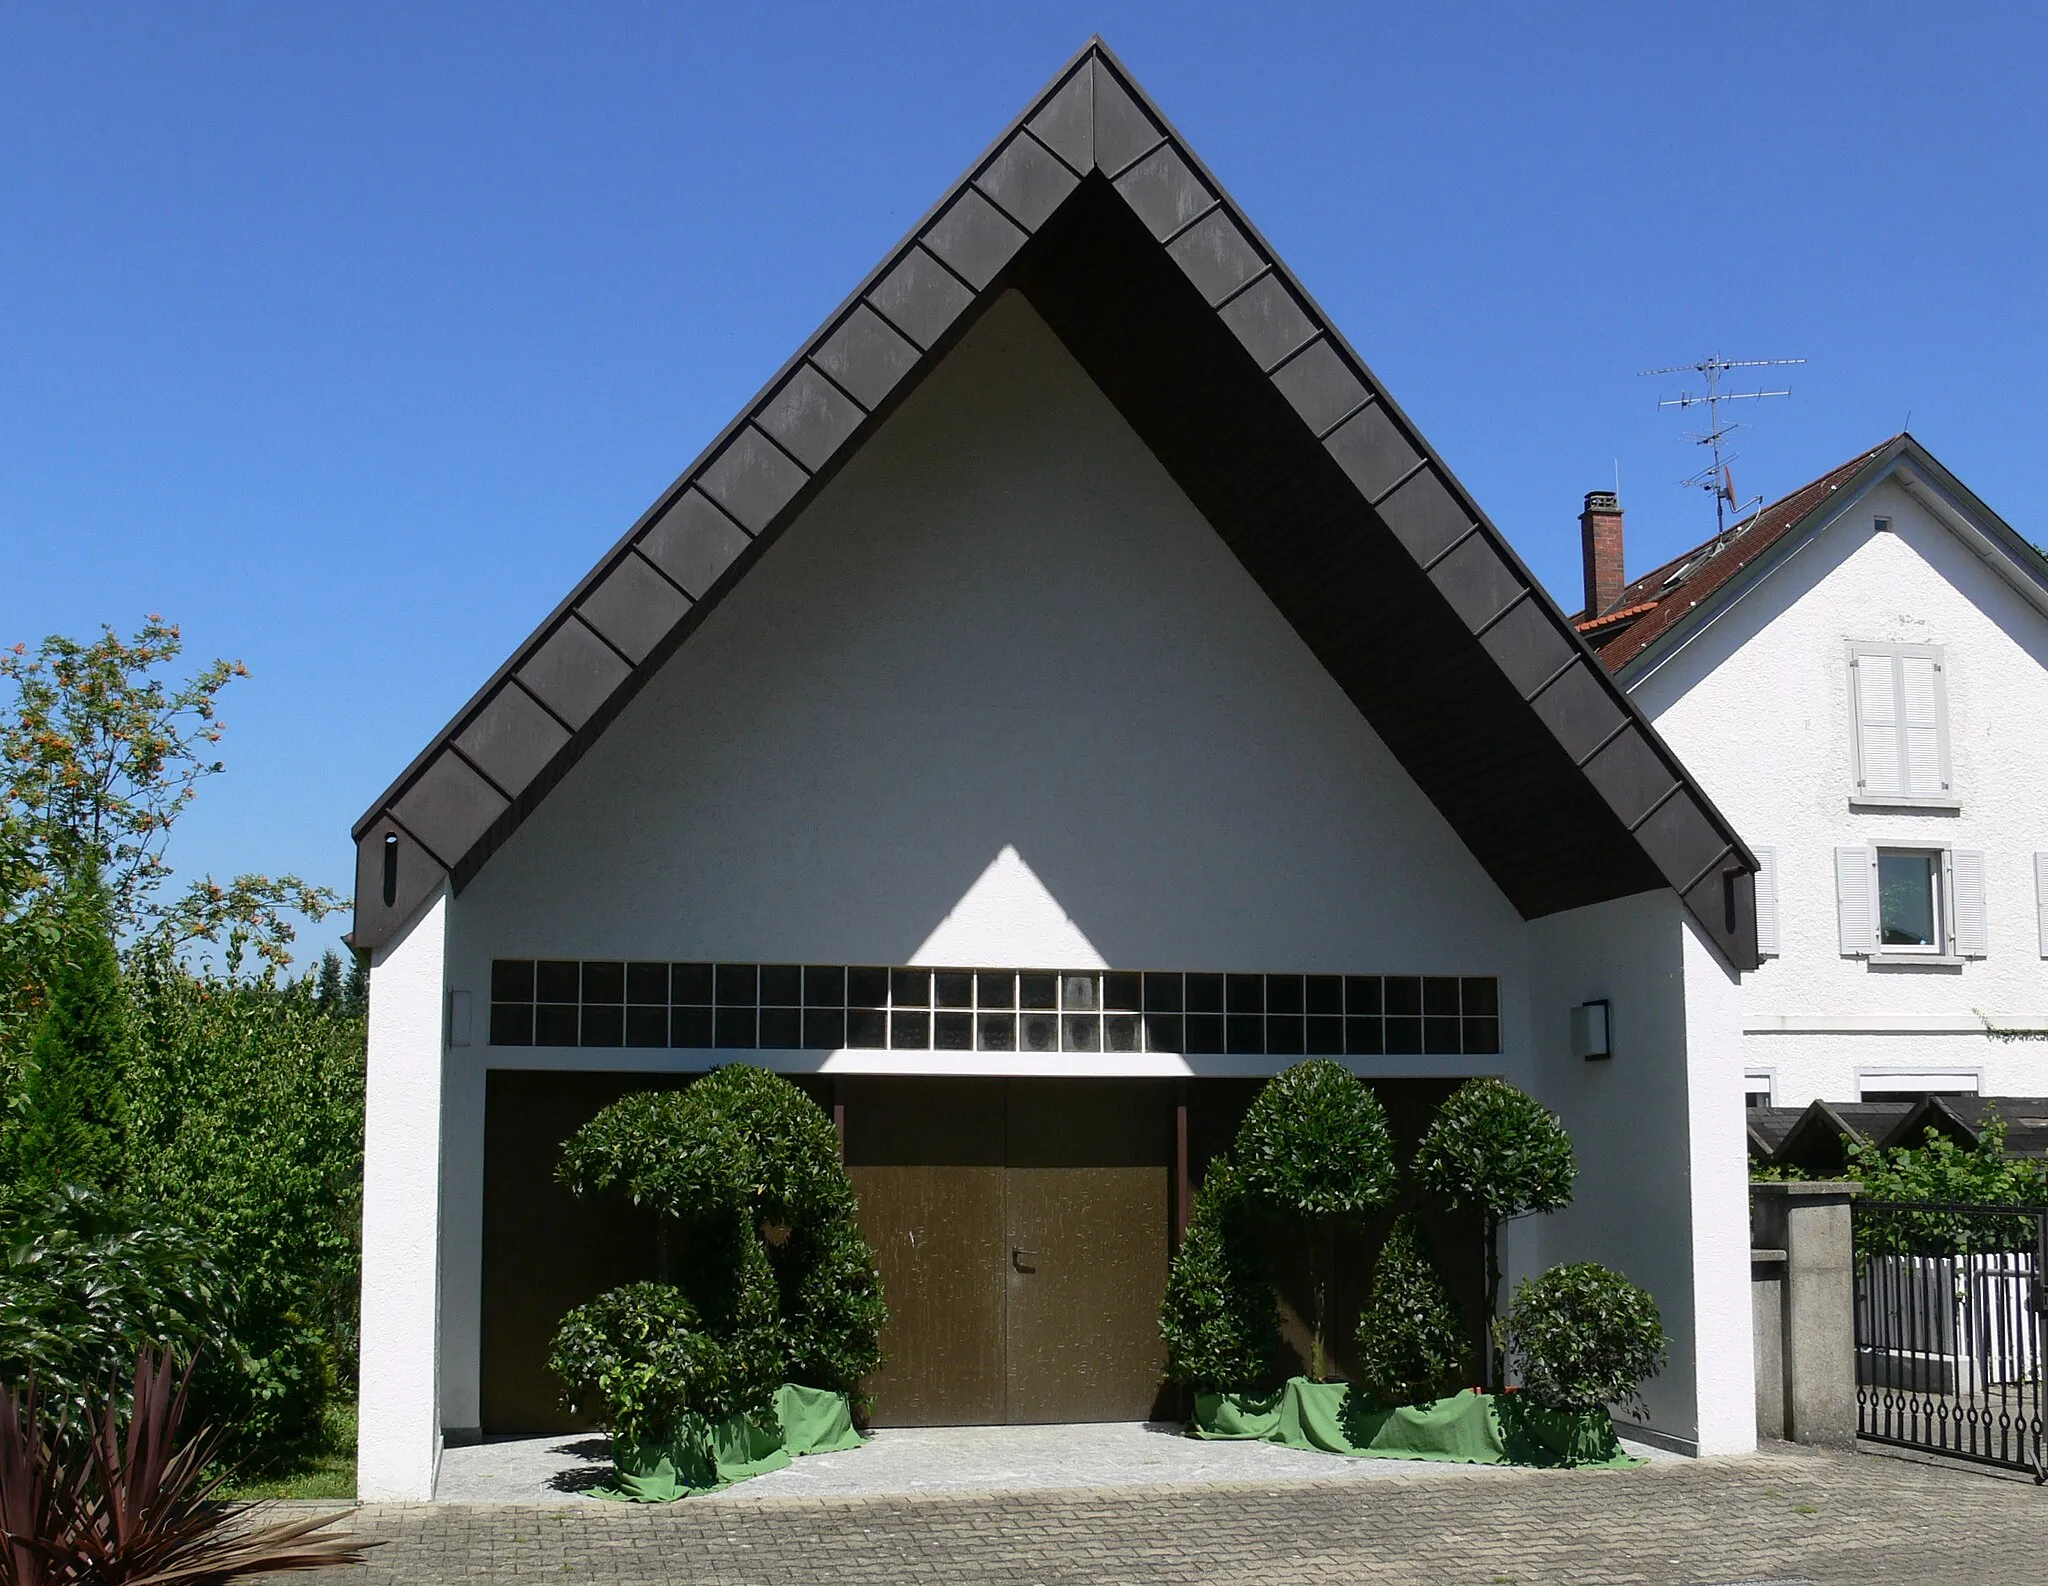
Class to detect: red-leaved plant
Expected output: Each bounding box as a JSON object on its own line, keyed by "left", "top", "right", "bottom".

{"left": 0, "top": 1348, "right": 375, "bottom": 1585}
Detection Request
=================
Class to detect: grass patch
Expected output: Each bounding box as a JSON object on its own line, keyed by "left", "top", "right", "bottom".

{"left": 222, "top": 1401, "right": 357, "bottom": 1501}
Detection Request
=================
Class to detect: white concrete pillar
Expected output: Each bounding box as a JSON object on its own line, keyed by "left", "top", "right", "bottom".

{"left": 356, "top": 886, "right": 448, "bottom": 1501}
{"left": 1682, "top": 917, "right": 1759, "bottom": 1456}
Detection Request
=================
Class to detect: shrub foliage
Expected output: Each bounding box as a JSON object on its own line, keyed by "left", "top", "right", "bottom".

{"left": 552, "top": 1066, "right": 885, "bottom": 1444}
{"left": 1354, "top": 1212, "right": 1468, "bottom": 1407}
{"left": 1413, "top": 1078, "right": 1574, "bottom": 1385}
{"left": 1159, "top": 1158, "right": 1279, "bottom": 1393}
{"left": 1506, "top": 1262, "right": 1666, "bottom": 1419}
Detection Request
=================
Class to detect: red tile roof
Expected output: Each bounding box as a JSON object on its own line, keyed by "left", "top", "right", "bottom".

{"left": 1579, "top": 439, "right": 1899, "bottom": 670}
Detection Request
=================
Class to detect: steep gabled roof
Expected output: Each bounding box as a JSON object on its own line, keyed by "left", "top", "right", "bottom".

{"left": 1583, "top": 434, "right": 2048, "bottom": 679}
{"left": 350, "top": 39, "right": 1759, "bottom": 965}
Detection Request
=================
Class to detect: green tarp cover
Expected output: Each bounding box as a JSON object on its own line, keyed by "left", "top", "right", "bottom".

{"left": 596, "top": 1383, "right": 863, "bottom": 1502}
{"left": 1194, "top": 1377, "right": 1640, "bottom": 1469}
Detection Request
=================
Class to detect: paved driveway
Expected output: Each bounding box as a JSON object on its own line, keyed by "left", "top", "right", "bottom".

{"left": 323, "top": 1443, "right": 2037, "bottom": 1585}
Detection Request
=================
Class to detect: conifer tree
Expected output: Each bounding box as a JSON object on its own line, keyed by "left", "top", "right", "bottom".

{"left": 8, "top": 873, "right": 127, "bottom": 1192}
{"left": 1355, "top": 1211, "right": 1468, "bottom": 1406}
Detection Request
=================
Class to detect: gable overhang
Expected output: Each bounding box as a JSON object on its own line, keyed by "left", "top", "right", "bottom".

{"left": 1615, "top": 435, "right": 2048, "bottom": 693}
{"left": 349, "top": 40, "right": 1759, "bottom": 970}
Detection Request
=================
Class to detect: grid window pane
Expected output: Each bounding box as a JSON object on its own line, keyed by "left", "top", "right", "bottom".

{"left": 582, "top": 962, "right": 625, "bottom": 1004}
{"left": 760, "top": 964, "right": 802, "bottom": 1006}
{"left": 848, "top": 968, "right": 889, "bottom": 1008}
{"left": 626, "top": 962, "right": 668, "bottom": 1004}
{"left": 1385, "top": 1015, "right": 1422, "bottom": 1054}
{"left": 492, "top": 959, "right": 535, "bottom": 1002}
{"left": 1384, "top": 977, "right": 1422, "bottom": 1017}
{"left": 1102, "top": 973, "right": 1142, "bottom": 1012}
{"left": 536, "top": 1003, "right": 579, "bottom": 1047}
{"left": 934, "top": 1011, "right": 973, "bottom": 1050}
{"left": 1144, "top": 1012, "right": 1183, "bottom": 1052}
{"left": 536, "top": 960, "right": 580, "bottom": 1003}
{"left": 1305, "top": 975, "right": 1343, "bottom": 1016}
{"left": 1463, "top": 1016, "right": 1500, "bottom": 1054}
{"left": 1020, "top": 1012, "right": 1059, "bottom": 1053}
{"left": 1423, "top": 977, "right": 1460, "bottom": 1016}
{"left": 976, "top": 1013, "right": 1016, "bottom": 1051}
{"left": 1020, "top": 974, "right": 1058, "bottom": 1011}
{"left": 934, "top": 972, "right": 973, "bottom": 1009}
{"left": 714, "top": 1007, "right": 757, "bottom": 1047}
{"left": 1265, "top": 975, "right": 1304, "bottom": 1015}
{"left": 1306, "top": 1015, "right": 1344, "bottom": 1054}
{"left": 1143, "top": 973, "right": 1183, "bottom": 1013}
{"left": 805, "top": 965, "right": 846, "bottom": 1006}
{"left": 890, "top": 1010, "right": 930, "bottom": 1048}
{"left": 804, "top": 1009, "right": 846, "bottom": 1049}
{"left": 1061, "top": 1013, "right": 1101, "bottom": 1052}
{"left": 1346, "top": 1016, "right": 1383, "bottom": 1055}
{"left": 1265, "top": 1014, "right": 1305, "bottom": 1055}
{"left": 671, "top": 963, "right": 714, "bottom": 1003}
{"left": 1345, "top": 976, "right": 1382, "bottom": 1015}
{"left": 670, "top": 1006, "right": 714, "bottom": 1047}
{"left": 1226, "top": 974, "right": 1264, "bottom": 1014}
{"left": 1185, "top": 1014, "right": 1225, "bottom": 1053}
{"left": 580, "top": 1004, "right": 624, "bottom": 1047}
{"left": 1460, "top": 977, "right": 1498, "bottom": 1017}
{"left": 490, "top": 1003, "right": 534, "bottom": 1046}
{"left": 716, "top": 964, "right": 758, "bottom": 1004}
{"left": 1226, "top": 1014, "right": 1264, "bottom": 1054}
{"left": 891, "top": 969, "right": 930, "bottom": 1007}
{"left": 1423, "top": 1015, "right": 1462, "bottom": 1054}
{"left": 1104, "top": 1014, "right": 1141, "bottom": 1053}
{"left": 1061, "top": 975, "right": 1100, "bottom": 1012}
{"left": 976, "top": 972, "right": 1015, "bottom": 1009}
{"left": 1186, "top": 974, "right": 1224, "bottom": 1014}
{"left": 846, "top": 1008, "right": 887, "bottom": 1048}
{"left": 758, "top": 1007, "right": 803, "bottom": 1048}
{"left": 626, "top": 1005, "right": 668, "bottom": 1047}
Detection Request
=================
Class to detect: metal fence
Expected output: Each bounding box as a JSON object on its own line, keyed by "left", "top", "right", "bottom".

{"left": 1853, "top": 1198, "right": 2046, "bottom": 1479}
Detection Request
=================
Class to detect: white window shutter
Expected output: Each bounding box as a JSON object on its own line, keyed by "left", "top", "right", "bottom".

{"left": 1952, "top": 849, "right": 1988, "bottom": 958}
{"left": 2036, "top": 853, "right": 2048, "bottom": 958}
{"left": 1753, "top": 846, "right": 1781, "bottom": 957}
{"left": 1851, "top": 650, "right": 1903, "bottom": 798}
{"left": 1899, "top": 651, "right": 1950, "bottom": 800}
{"left": 1836, "top": 846, "right": 1877, "bottom": 956}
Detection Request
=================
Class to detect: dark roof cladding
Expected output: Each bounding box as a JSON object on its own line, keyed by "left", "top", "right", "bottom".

{"left": 348, "top": 39, "right": 1759, "bottom": 965}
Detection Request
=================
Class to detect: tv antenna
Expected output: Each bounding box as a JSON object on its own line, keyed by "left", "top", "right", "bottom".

{"left": 1639, "top": 355, "right": 1804, "bottom": 535}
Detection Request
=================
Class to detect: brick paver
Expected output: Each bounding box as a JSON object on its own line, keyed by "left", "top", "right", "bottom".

{"left": 316, "top": 1445, "right": 2040, "bottom": 1585}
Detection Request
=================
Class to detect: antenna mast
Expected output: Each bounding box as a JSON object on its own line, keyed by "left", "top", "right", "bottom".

{"left": 1639, "top": 355, "right": 1804, "bottom": 535}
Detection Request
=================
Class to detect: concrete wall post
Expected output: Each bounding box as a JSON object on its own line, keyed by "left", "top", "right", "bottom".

{"left": 1750, "top": 1181, "right": 1861, "bottom": 1447}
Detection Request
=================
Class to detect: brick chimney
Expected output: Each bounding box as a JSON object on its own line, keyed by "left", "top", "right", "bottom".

{"left": 1580, "top": 490, "right": 1625, "bottom": 618}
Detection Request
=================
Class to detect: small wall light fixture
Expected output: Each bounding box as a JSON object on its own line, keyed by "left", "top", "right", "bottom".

{"left": 1570, "top": 999, "right": 1611, "bottom": 1061}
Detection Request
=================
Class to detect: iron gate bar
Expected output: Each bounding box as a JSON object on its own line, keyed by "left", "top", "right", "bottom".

{"left": 1852, "top": 1197, "right": 2047, "bottom": 1481}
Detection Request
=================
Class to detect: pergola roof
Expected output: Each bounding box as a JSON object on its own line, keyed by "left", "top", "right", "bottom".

{"left": 350, "top": 39, "right": 1758, "bottom": 967}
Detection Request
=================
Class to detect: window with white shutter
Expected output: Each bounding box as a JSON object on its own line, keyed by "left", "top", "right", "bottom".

{"left": 1950, "top": 849, "right": 1987, "bottom": 958}
{"left": 1848, "top": 643, "right": 1954, "bottom": 805}
{"left": 1753, "top": 846, "right": 1780, "bottom": 958}
{"left": 1836, "top": 846, "right": 1877, "bottom": 956}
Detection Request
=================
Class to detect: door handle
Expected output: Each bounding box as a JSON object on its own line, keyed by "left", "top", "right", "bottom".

{"left": 1012, "top": 1246, "right": 1038, "bottom": 1272}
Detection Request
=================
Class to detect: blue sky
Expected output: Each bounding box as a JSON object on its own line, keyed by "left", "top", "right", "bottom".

{"left": 4, "top": 3, "right": 2043, "bottom": 962}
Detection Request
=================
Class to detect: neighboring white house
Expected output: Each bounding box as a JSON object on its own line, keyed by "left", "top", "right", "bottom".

{"left": 1577, "top": 439, "right": 2048, "bottom": 1109}
{"left": 346, "top": 41, "right": 1763, "bottom": 1500}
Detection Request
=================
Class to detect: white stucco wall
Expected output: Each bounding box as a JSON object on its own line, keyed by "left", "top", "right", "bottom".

{"left": 1518, "top": 890, "right": 1754, "bottom": 1455}
{"left": 356, "top": 887, "right": 448, "bottom": 1501}
{"left": 1629, "top": 477, "right": 2048, "bottom": 1106}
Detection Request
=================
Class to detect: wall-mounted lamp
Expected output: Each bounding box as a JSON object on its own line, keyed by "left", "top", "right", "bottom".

{"left": 1570, "top": 999, "right": 1611, "bottom": 1061}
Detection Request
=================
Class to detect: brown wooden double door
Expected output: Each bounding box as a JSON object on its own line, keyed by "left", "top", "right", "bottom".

{"left": 842, "top": 1077, "right": 1173, "bottom": 1426}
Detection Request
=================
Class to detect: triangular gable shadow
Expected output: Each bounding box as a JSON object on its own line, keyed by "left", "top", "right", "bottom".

{"left": 351, "top": 38, "right": 1757, "bottom": 967}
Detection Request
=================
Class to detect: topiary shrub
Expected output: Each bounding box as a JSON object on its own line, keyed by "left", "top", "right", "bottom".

{"left": 1160, "top": 1157, "right": 1280, "bottom": 1393}
{"left": 1412, "top": 1078, "right": 1574, "bottom": 1386}
{"left": 1233, "top": 1060, "right": 1396, "bottom": 1381}
{"left": 1506, "top": 1262, "right": 1666, "bottom": 1420}
{"left": 1354, "top": 1211, "right": 1468, "bottom": 1407}
{"left": 551, "top": 1065, "right": 884, "bottom": 1441}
